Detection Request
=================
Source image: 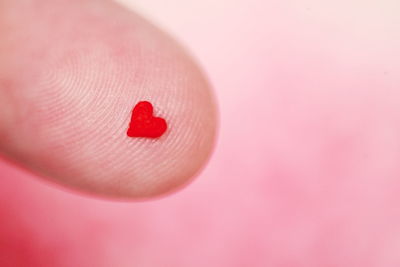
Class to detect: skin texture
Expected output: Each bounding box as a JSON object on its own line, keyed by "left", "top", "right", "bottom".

{"left": 0, "top": 0, "right": 217, "bottom": 199}
{"left": 2, "top": 0, "right": 400, "bottom": 266}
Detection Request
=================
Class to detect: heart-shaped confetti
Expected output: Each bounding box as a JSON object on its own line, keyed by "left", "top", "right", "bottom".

{"left": 127, "top": 101, "right": 167, "bottom": 138}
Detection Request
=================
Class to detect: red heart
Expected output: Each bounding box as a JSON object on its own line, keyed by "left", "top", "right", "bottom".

{"left": 127, "top": 101, "right": 167, "bottom": 138}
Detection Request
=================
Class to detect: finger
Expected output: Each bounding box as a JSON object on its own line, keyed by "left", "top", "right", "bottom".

{"left": 0, "top": 0, "right": 218, "bottom": 199}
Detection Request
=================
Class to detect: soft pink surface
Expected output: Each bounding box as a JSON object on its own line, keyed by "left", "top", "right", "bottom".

{"left": 2, "top": 0, "right": 400, "bottom": 266}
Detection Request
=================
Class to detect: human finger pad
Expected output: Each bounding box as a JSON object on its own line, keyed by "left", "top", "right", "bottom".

{"left": 0, "top": 0, "right": 218, "bottom": 199}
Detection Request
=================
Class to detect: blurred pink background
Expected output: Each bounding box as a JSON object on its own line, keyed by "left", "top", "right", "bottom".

{"left": 2, "top": 0, "right": 400, "bottom": 266}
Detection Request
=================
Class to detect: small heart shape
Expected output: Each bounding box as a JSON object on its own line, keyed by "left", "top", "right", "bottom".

{"left": 127, "top": 101, "right": 167, "bottom": 138}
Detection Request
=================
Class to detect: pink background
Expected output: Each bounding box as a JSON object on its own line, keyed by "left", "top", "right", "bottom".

{"left": 2, "top": 0, "right": 400, "bottom": 266}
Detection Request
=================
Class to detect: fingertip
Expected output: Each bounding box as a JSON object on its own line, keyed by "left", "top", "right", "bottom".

{"left": 0, "top": 0, "right": 218, "bottom": 199}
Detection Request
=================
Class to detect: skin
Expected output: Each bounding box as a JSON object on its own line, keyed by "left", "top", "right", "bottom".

{"left": 3, "top": 0, "right": 400, "bottom": 266}
{"left": 0, "top": 0, "right": 218, "bottom": 199}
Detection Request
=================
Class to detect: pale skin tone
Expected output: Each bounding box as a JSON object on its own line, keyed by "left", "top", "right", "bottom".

{"left": 3, "top": 1, "right": 400, "bottom": 266}
{"left": 0, "top": 0, "right": 218, "bottom": 199}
